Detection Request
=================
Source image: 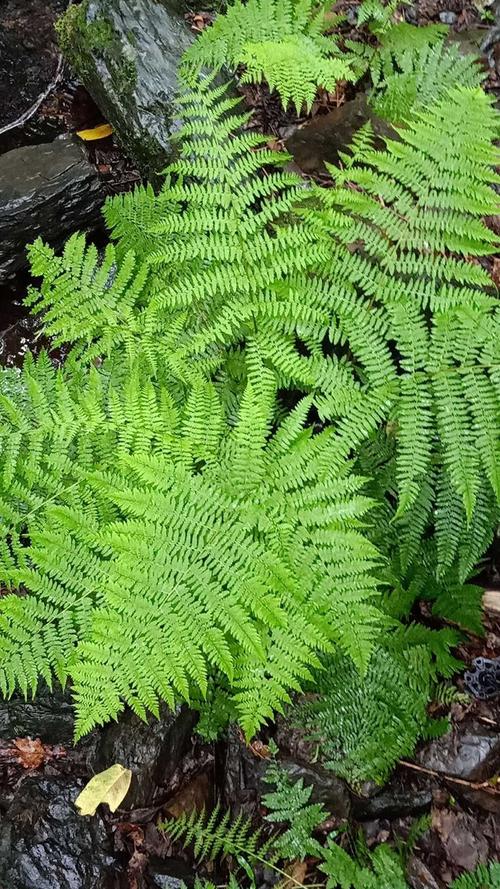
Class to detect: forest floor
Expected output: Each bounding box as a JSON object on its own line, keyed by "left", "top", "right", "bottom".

{"left": 0, "top": 0, "right": 499, "bottom": 887}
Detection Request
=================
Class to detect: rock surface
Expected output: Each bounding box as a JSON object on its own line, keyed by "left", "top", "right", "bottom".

{"left": 0, "top": 776, "right": 114, "bottom": 889}
{"left": 417, "top": 719, "right": 500, "bottom": 782}
{"left": 0, "top": 136, "right": 103, "bottom": 280}
{"left": 352, "top": 778, "right": 432, "bottom": 820}
{"left": 274, "top": 759, "right": 352, "bottom": 820}
{"left": 58, "top": 0, "right": 194, "bottom": 176}
{"left": 0, "top": 686, "right": 75, "bottom": 745}
{"left": 286, "top": 93, "right": 394, "bottom": 176}
{"left": 224, "top": 728, "right": 351, "bottom": 820}
{"left": 90, "top": 705, "right": 197, "bottom": 809}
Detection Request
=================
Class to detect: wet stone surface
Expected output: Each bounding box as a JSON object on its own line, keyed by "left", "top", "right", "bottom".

{"left": 59, "top": 0, "right": 194, "bottom": 176}
{"left": 0, "top": 776, "right": 114, "bottom": 889}
{"left": 0, "top": 136, "right": 104, "bottom": 281}
{"left": 224, "top": 727, "right": 351, "bottom": 821}
{"left": 0, "top": 686, "right": 75, "bottom": 746}
{"left": 90, "top": 705, "right": 198, "bottom": 810}
{"left": 286, "top": 92, "right": 395, "bottom": 176}
{"left": 416, "top": 718, "right": 500, "bottom": 781}
{"left": 352, "top": 777, "right": 433, "bottom": 821}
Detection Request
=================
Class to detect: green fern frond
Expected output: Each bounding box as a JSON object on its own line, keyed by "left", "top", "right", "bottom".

{"left": 369, "top": 25, "right": 483, "bottom": 122}
{"left": 296, "top": 633, "right": 457, "bottom": 785}
{"left": 316, "top": 86, "right": 500, "bottom": 567}
{"left": 181, "top": 0, "right": 353, "bottom": 111}
{"left": 0, "top": 356, "right": 382, "bottom": 739}
{"left": 161, "top": 802, "right": 271, "bottom": 863}
{"left": 262, "top": 759, "right": 327, "bottom": 859}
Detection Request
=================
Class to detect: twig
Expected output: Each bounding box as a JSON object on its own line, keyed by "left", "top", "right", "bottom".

{"left": 398, "top": 759, "right": 500, "bottom": 795}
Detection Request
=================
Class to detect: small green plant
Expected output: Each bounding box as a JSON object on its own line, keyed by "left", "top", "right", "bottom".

{"left": 161, "top": 774, "right": 500, "bottom": 889}
{"left": 368, "top": 24, "right": 484, "bottom": 121}
{"left": 295, "top": 638, "right": 456, "bottom": 785}
{"left": 181, "top": 0, "right": 354, "bottom": 112}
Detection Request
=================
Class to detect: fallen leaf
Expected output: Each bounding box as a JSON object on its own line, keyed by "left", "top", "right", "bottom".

{"left": 75, "top": 763, "right": 132, "bottom": 816}
{"left": 13, "top": 737, "right": 45, "bottom": 769}
{"left": 248, "top": 739, "right": 271, "bottom": 759}
{"left": 165, "top": 772, "right": 211, "bottom": 818}
{"left": 76, "top": 123, "right": 113, "bottom": 141}
{"left": 277, "top": 860, "right": 308, "bottom": 889}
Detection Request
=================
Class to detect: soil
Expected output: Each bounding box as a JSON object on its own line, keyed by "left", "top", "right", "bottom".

{"left": 0, "top": 0, "right": 66, "bottom": 132}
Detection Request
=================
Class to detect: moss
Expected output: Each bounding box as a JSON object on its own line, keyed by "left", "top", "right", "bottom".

{"left": 56, "top": 1, "right": 137, "bottom": 99}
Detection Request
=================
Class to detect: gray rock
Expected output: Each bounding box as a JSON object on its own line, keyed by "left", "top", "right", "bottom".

{"left": 0, "top": 686, "right": 75, "bottom": 745}
{"left": 352, "top": 779, "right": 432, "bottom": 820}
{"left": 57, "top": 0, "right": 194, "bottom": 176}
{"left": 416, "top": 719, "right": 500, "bottom": 782}
{"left": 89, "top": 705, "right": 197, "bottom": 809}
{"left": 273, "top": 759, "right": 351, "bottom": 820}
{"left": 407, "top": 856, "right": 441, "bottom": 889}
{"left": 147, "top": 858, "right": 195, "bottom": 889}
{"left": 0, "top": 776, "right": 114, "bottom": 889}
{"left": 286, "top": 93, "right": 395, "bottom": 176}
{"left": 0, "top": 137, "right": 103, "bottom": 281}
{"left": 439, "top": 10, "right": 457, "bottom": 24}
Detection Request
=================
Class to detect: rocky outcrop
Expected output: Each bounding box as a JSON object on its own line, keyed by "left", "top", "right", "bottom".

{"left": 57, "top": 0, "right": 194, "bottom": 176}
{"left": 0, "top": 136, "right": 103, "bottom": 280}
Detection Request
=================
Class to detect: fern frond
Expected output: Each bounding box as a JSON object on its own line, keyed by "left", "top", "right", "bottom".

{"left": 369, "top": 26, "right": 484, "bottom": 122}
{"left": 181, "top": 0, "right": 353, "bottom": 111}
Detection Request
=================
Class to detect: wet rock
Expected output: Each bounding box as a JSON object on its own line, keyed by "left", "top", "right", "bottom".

{"left": 57, "top": 0, "right": 194, "bottom": 176}
{"left": 448, "top": 26, "right": 487, "bottom": 58}
{"left": 407, "top": 856, "right": 441, "bottom": 889}
{"left": 417, "top": 719, "right": 500, "bottom": 782}
{"left": 0, "top": 686, "right": 74, "bottom": 745}
{"left": 0, "top": 775, "right": 114, "bottom": 889}
{"left": 224, "top": 728, "right": 351, "bottom": 820}
{"left": 439, "top": 10, "right": 457, "bottom": 23}
{"left": 147, "top": 858, "right": 196, "bottom": 889}
{"left": 274, "top": 759, "right": 351, "bottom": 819}
{"left": 352, "top": 777, "right": 432, "bottom": 820}
{"left": 0, "top": 136, "right": 103, "bottom": 281}
{"left": 223, "top": 726, "right": 266, "bottom": 817}
{"left": 286, "top": 93, "right": 395, "bottom": 176}
{"left": 90, "top": 705, "right": 197, "bottom": 810}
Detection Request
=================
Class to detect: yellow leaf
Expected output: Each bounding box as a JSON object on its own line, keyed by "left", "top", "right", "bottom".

{"left": 76, "top": 123, "right": 113, "bottom": 141}
{"left": 75, "top": 763, "right": 132, "bottom": 816}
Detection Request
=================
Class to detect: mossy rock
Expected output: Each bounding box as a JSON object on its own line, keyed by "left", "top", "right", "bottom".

{"left": 57, "top": 0, "right": 194, "bottom": 177}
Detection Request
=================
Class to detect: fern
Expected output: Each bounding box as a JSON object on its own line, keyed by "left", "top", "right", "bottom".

{"left": 369, "top": 27, "right": 484, "bottom": 122}
{"left": 295, "top": 636, "right": 455, "bottom": 785}
{"left": 0, "top": 354, "right": 383, "bottom": 738}
{"left": 262, "top": 756, "right": 328, "bottom": 859}
{"left": 22, "top": 72, "right": 500, "bottom": 689}
{"left": 451, "top": 863, "right": 500, "bottom": 889}
{"left": 163, "top": 788, "right": 500, "bottom": 889}
{"left": 181, "top": 0, "right": 354, "bottom": 112}
{"left": 162, "top": 802, "right": 270, "bottom": 863}
{"left": 311, "top": 85, "right": 500, "bottom": 580}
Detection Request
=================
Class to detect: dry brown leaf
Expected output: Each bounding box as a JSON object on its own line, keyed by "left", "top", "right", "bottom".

{"left": 13, "top": 737, "right": 46, "bottom": 769}
{"left": 277, "top": 859, "right": 308, "bottom": 889}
